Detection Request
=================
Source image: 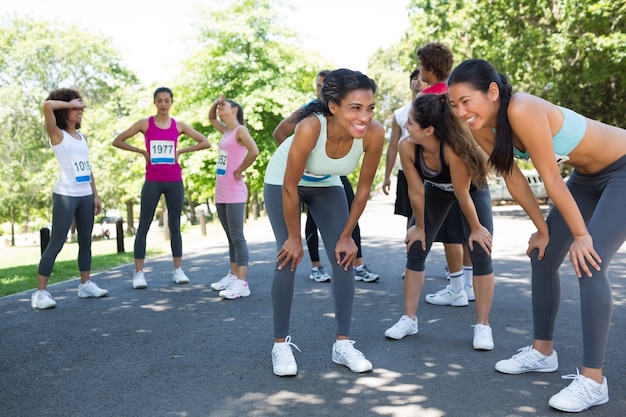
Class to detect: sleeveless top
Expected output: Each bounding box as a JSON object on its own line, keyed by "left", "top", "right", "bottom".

{"left": 215, "top": 126, "right": 248, "bottom": 204}
{"left": 264, "top": 113, "right": 364, "bottom": 187}
{"left": 145, "top": 116, "right": 182, "bottom": 182}
{"left": 513, "top": 106, "right": 586, "bottom": 163}
{"left": 52, "top": 130, "right": 93, "bottom": 197}
{"left": 414, "top": 144, "right": 477, "bottom": 193}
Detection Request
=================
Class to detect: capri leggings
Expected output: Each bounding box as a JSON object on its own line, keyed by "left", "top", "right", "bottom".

{"left": 38, "top": 193, "right": 94, "bottom": 277}
{"left": 134, "top": 180, "right": 184, "bottom": 259}
{"left": 305, "top": 175, "right": 362, "bottom": 262}
{"left": 265, "top": 184, "right": 355, "bottom": 339}
{"left": 216, "top": 203, "right": 249, "bottom": 266}
{"left": 531, "top": 155, "right": 626, "bottom": 369}
{"left": 406, "top": 184, "right": 493, "bottom": 276}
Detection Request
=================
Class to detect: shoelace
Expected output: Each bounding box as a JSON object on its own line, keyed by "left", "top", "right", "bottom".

{"left": 561, "top": 369, "right": 602, "bottom": 402}
{"left": 275, "top": 336, "right": 301, "bottom": 359}
{"left": 511, "top": 346, "right": 542, "bottom": 365}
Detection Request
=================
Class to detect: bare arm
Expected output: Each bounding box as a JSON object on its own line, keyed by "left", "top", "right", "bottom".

{"left": 43, "top": 99, "right": 85, "bottom": 145}
{"left": 208, "top": 95, "right": 226, "bottom": 134}
{"left": 383, "top": 115, "right": 402, "bottom": 195}
{"left": 176, "top": 121, "right": 211, "bottom": 156}
{"left": 112, "top": 118, "right": 150, "bottom": 160}
{"left": 272, "top": 110, "right": 298, "bottom": 145}
{"left": 399, "top": 137, "right": 426, "bottom": 251}
{"left": 234, "top": 126, "right": 260, "bottom": 179}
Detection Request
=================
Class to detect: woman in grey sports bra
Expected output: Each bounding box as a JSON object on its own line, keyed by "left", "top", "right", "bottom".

{"left": 449, "top": 58, "right": 626, "bottom": 413}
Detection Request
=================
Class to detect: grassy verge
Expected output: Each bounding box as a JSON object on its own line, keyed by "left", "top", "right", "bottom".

{"left": 0, "top": 236, "right": 163, "bottom": 297}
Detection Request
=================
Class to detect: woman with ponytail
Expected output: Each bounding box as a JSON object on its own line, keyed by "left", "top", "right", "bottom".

{"left": 448, "top": 58, "right": 626, "bottom": 413}
{"left": 384, "top": 93, "right": 496, "bottom": 351}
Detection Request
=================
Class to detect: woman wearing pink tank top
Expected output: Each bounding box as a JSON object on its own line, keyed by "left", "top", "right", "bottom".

{"left": 208, "top": 94, "right": 259, "bottom": 299}
{"left": 113, "top": 87, "right": 210, "bottom": 289}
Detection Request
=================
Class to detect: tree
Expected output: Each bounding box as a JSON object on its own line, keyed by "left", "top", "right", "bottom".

{"left": 172, "top": 0, "right": 332, "bottom": 213}
{"left": 0, "top": 16, "right": 138, "bottom": 244}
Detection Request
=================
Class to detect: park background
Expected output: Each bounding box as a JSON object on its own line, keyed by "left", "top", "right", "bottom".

{"left": 0, "top": 0, "right": 624, "bottom": 260}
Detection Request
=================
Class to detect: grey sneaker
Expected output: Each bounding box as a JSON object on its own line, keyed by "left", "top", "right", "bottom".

{"left": 384, "top": 315, "right": 418, "bottom": 339}
{"left": 495, "top": 345, "right": 558, "bottom": 374}
{"left": 78, "top": 281, "right": 108, "bottom": 298}
{"left": 354, "top": 265, "right": 379, "bottom": 282}
{"left": 31, "top": 290, "right": 57, "bottom": 310}
{"left": 310, "top": 265, "right": 331, "bottom": 282}
{"left": 549, "top": 369, "right": 609, "bottom": 412}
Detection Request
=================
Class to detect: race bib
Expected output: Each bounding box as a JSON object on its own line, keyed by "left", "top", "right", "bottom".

{"left": 217, "top": 149, "right": 228, "bottom": 176}
{"left": 71, "top": 158, "right": 91, "bottom": 184}
{"left": 150, "top": 140, "right": 175, "bottom": 164}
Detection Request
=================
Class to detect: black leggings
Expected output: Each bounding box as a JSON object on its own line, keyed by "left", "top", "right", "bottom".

{"left": 406, "top": 184, "right": 493, "bottom": 276}
{"left": 305, "top": 175, "right": 362, "bottom": 262}
{"left": 531, "top": 155, "right": 626, "bottom": 368}
{"left": 134, "top": 180, "right": 184, "bottom": 259}
{"left": 38, "top": 193, "right": 94, "bottom": 277}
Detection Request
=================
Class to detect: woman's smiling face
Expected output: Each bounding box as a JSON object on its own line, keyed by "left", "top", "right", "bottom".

{"left": 330, "top": 88, "right": 375, "bottom": 139}
{"left": 449, "top": 81, "right": 499, "bottom": 130}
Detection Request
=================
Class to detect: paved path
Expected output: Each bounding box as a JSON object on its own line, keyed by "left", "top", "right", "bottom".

{"left": 1, "top": 194, "right": 625, "bottom": 416}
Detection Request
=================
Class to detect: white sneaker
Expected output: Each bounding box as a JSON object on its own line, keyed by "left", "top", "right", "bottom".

{"left": 495, "top": 345, "right": 559, "bottom": 374}
{"left": 332, "top": 340, "right": 372, "bottom": 373}
{"left": 425, "top": 285, "right": 469, "bottom": 306}
{"left": 465, "top": 285, "right": 475, "bottom": 301}
{"left": 472, "top": 324, "right": 494, "bottom": 350}
{"left": 211, "top": 272, "right": 237, "bottom": 291}
{"left": 78, "top": 281, "right": 108, "bottom": 298}
{"left": 272, "top": 336, "right": 300, "bottom": 376}
{"left": 549, "top": 369, "right": 609, "bottom": 412}
{"left": 219, "top": 279, "right": 250, "bottom": 299}
{"left": 310, "top": 265, "right": 331, "bottom": 282}
{"left": 132, "top": 271, "right": 147, "bottom": 289}
{"left": 354, "top": 265, "right": 380, "bottom": 282}
{"left": 31, "top": 290, "right": 57, "bottom": 310}
{"left": 384, "top": 315, "right": 418, "bottom": 340}
{"left": 172, "top": 268, "right": 189, "bottom": 284}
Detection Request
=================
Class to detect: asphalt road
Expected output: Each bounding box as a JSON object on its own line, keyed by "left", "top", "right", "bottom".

{"left": 1, "top": 194, "right": 625, "bottom": 417}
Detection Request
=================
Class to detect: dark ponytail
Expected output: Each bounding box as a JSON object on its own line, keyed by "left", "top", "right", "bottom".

{"left": 290, "top": 68, "right": 377, "bottom": 124}
{"left": 448, "top": 59, "right": 515, "bottom": 175}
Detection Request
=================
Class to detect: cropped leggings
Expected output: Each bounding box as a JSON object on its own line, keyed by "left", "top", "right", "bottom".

{"left": 531, "top": 155, "right": 626, "bottom": 369}
{"left": 216, "top": 203, "right": 249, "bottom": 266}
{"left": 406, "top": 184, "right": 493, "bottom": 276}
{"left": 38, "top": 193, "right": 94, "bottom": 277}
{"left": 305, "top": 175, "right": 362, "bottom": 262}
{"left": 134, "top": 180, "right": 184, "bottom": 259}
{"left": 265, "top": 184, "right": 354, "bottom": 339}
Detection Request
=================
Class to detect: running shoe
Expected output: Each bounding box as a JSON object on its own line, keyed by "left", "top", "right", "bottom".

{"left": 133, "top": 271, "right": 147, "bottom": 289}
{"left": 495, "top": 345, "right": 559, "bottom": 374}
{"left": 425, "top": 285, "right": 468, "bottom": 306}
{"left": 172, "top": 268, "right": 190, "bottom": 284}
{"left": 78, "top": 281, "right": 109, "bottom": 298}
{"left": 549, "top": 369, "right": 609, "bottom": 412}
{"left": 355, "top": 265, "right": 379, "bottom": 282}
{"left": 219, "top": 279, "right": 250, "bottom": 299}
{"left": 332, "top": 340, "right": 372, "bottom": 373}
{"left": 310, "top": 265, "right": 331, "bottom": 282}
{"left": 211, "top": 272, "right": 237, "bottom": 291}
{"left": 31, "top": 290, "right": 57, "bottom": 310}
{"left": 384, "top": 315, "right": 418, "bottom": 339}
{"left": 272, "top": 336, "right": 300, "bottom": 376}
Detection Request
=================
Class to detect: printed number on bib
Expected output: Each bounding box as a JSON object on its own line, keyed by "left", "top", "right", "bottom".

{"left": 72, "top": 158, "right": 91, "bottom": 184}
{"left": 217, "top": 149, "right": 228, "bottom": 176}
{"left": 150, "top": 140, "right": 175, "bottom": 164}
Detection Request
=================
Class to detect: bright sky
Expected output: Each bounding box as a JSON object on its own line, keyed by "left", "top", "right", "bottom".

{"left": 0, "top": 0, "right": 410, "bottom": 84}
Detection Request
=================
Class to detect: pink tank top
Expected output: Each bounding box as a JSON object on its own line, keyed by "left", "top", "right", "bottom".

{"left": 215, "top": 126, "right": 248, "bottom": 203}
{"left": 145, "top": 116, "right": 182, "bottom": 182}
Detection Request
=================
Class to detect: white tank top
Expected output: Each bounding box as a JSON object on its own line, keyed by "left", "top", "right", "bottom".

{"left": 264, "top": 113, "right": 364, "bottom": 187}
{"left": 52, "top": 130, "right": 93, "bottom": 197}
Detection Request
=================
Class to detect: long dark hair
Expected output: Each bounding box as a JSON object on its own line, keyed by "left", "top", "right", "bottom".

{"left": 224, "top": 99, "right": 244, "bottom": 125}
{"left": 290, "top": 68, "right": 377, "bottom": 123}
{"left": 448, "top": 59, "right": 514, "bottom": 174}
{"left": 46, "top": 88, "right": 83, "bottom": 130}
{"left": 411, "top": 93, "right": 488, "bottom": 187}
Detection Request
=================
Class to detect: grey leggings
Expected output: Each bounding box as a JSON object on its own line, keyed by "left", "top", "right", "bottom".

{"left": 134, "top": 180, "right": 184, "bottom": 259}
{"left": 407, "top": 184, "right": 493, "bottom": 276}
{"left": 264, "top": 184, "right": 355, "bottom": 339}
{"left": 531, "top": 155, "right": 626, "bottom": 368}
{"left": 38, "top": 193, "right": 94, "bottom": 277}
{"left": 216, "top": 203, "right": 249, "bottom": 266}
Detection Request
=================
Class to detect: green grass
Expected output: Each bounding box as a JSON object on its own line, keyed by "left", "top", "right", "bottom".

{"left": 0, "top": 236, "right": 163, "bottom": 297}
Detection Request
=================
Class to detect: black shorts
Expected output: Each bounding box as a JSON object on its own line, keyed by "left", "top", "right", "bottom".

{"left": 434, "top": 200, "right": 465, "bottom": 243}
{"left": 394, "top": 170, "right": 412, "bottom": 218}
